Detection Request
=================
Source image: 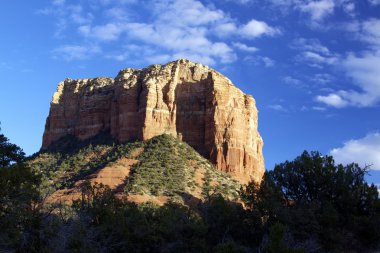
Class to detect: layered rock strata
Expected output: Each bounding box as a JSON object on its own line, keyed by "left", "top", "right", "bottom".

{"left": 42, "top": 59, "right": 264, "bottom": 184}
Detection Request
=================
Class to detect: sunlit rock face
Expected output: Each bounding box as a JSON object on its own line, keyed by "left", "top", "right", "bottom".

{"left": 42, "top": 59, "right": 264, "bottom": 184}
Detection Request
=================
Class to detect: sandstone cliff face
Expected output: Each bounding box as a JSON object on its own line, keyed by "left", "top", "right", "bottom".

{"left": 42, "top": 59, "right": 264, "bottom": 184}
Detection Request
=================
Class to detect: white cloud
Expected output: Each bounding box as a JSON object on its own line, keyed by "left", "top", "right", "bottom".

{"left": 214, "top": 23, "right": 238, "bottom": 37}
{"left": 359, "top": 19, "right": 380, "bottom": 49}
{"left": 67, "top": 5, "right": 93, "bottom": 25}
{"left": 104, "top": 7, "right": 130, "bottom": 21}
{"left": 316, "top": 19, "right": 380, "bottom": 108}
{"left": 283, "top": 76, "right": 301, "bottom": 85}
{"left": 297, "top": 0, "right": 335, "bottom": 21}
{"left": 330, "top": 133, "right": 380, "bottom": 170}
{"left": 340, "top": 0, "right": 355, "bottom": 15}
{"left": 282, "top": 76, "right": 308, "bottom": 89}
{"left": 153, "top": 0, "right": 225, "bottom": 27}
{"left": 232, "top": 42, "right": 259, "bottom": 52}
{"left": 52, "top": 45, "right": 101, "bottom": 61}
{"left": 224, "top": 0, "right": 253, "bottom": 4}
{"left": 97, "top": 0, "right": 137, "bottom": 5}
{"left": 315, "top": 93, "right": 348, "bottom": 108}
{"left": 338, "top": 51, "right": 380, "bottom": 107}
{"left": 214, "top": 19, "right": 280, "bottom": 40}
{"left": 78, "top": 23, "right": 125, "bottom": 41}
{"left": 240, "top": 19, "right": 280, "bottom": 38}
{"left": 312, "top": 106, "right": 326, "bottom": 111}
{"left": 122, "top": 22, "right": 237, "bottom": 64}
{"left": 268, "top": 104, "right": 287, "bottom": 111}
{"left": 302, "top": 51, "right": 338, "bottom": 65}
{"left": 344, "top": 19, "right": 380, "bottom": 49}
{"left": 245, "top": 55, "right": 275, "bottom": 67}
{"left": 292, "top": 38, "right": 339, "bottom": 67}
{"left": 368, "top": 0, "right": 380, "bottom": 5}
{"left": 265, "top": 0, "right": 355, "bottom": 25}
{"left": 311, "top": 73, "right": 333, "bottom": 84}
{"left": 315, "top": 51, "right": 380, "bottom": 107}
{"left": 261, "top": 57, "right": 275, "bottom": 67}
{"left": 43, "top": 0, "right": 280, "bottom": 65}
{"left": 292, "top": 38, "right": 331, "bottom": 55}
{"left": 37, "top": 2, "right": 93, "bottom": 37}
{"left": 296, "top": 52, "right": 338, "bottom": 68}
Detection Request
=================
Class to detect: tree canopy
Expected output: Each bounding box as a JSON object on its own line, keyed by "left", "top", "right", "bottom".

{"left": 242, "top": 151, "right": 380, "bottom": 252}
{"left": 0, "top": 127, "right": 41, "bottom": 251}
{"left": 0, "top": 130, "right": 25, "bottom": 167}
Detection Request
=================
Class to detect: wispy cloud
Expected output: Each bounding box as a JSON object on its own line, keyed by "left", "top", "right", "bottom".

{"left": 301, "top": 51, "right": 338, "bottom": 66}
{"left": 43, "top": 0, "right": 279, "bottom": 65}
{"left": 292, "top": 38, "right": 331, "bottom": 55}
{"left": 312, "top": 106, "right": 326, "bottom": 111}
{"left": 245, "top": 55, "right": 275, "bottom": 67}
{"left": 264, "top": 0, "right": 355, "bottom": 25}
{"left": 292, "top": 38, "right": 339, "bottom": 67}
{"left": 357, "top": 19, "right": 380, "bottom": 49}
{"left": 283, "top": 76, "right": 301, "bottom": 85}
{"left": 268, "top": 104, "right": 287, "bottom": 111}
{"left": 315, "top": 93, "right": 348, "bottom": 108}
{"left": 78, "top": 23, "right": 125, "bottom": 41}
{"left": 232, "top": 42, "right": 259, "bottom": 53}
{"left": 224, "top": 0, "right": 253, "bottom": 4}
{"left": 214, "top": 19, "right": 280, "bottom": 39}
{"left": 282, "top": 76, "right": 308, "bottom": 89}
{"left": 368, "top": 0, "right": 380, "bottom": 5}
{"left": 316, "top": 19, "right": 380, "bottom": 108}
{"left": 52, "top": 45, "right": 101, "bottom": 61}
{"left": 330, "top": 133, "right": 380, "bottom": 170}
{"left": 311, "top": 73, "right": 333, "bottom": 84}
{"left": 297, "top": 0, "right": 335, "bottom": 22}
{"left": 239, "top": 19, "right": 281, "bottom": 38}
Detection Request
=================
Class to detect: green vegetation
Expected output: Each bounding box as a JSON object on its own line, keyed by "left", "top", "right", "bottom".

{"left": 0, "top": 129, "right": 41, "bottom": 251}
{"left": 125, "top": 134, "right": 240, "bottom": 199}
{"left": 29, "top": 132, "right": 143, "bottom": 196}
{"left": 241, "top": 151, "right": 380, "bottom": 252}
{"left": 125, "top": 134, "right": 194, "bottom": 196}
{"left": 43, "top": 183, "right": 254, "bottom": 253}
{"left": 30, "top": 133, "right": 240, "bottom": 201}
{"left": 1, "top": 128, "right": 379, "bottom": 252}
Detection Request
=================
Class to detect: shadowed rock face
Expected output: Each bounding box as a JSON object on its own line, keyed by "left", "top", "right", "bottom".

{"left": 42, "top": 59, "right": 264, "bottom": 184}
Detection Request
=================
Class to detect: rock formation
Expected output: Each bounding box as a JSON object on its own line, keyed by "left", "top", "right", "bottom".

{"left": 42, "top": 59, "right": 264, "bottom": 184}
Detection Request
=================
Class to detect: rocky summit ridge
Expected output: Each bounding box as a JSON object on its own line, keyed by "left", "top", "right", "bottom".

{"left": 42, "top": 59, "right": 264, "bottom": 184}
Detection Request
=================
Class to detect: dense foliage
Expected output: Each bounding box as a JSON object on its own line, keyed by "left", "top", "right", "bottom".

{"left": 43, "top": 183, "right": 254, "bottom": 252}
{"left": 0, "top": 128, "right": 379, "bottom": 252}
{"left": 241, "top": 151, "right": 380, "bottom": 252}
{"left": 0, "top": 130, "right": 41, "bottom": 251}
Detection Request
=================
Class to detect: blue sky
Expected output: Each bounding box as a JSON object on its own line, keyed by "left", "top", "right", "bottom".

{"left": 1, "top": 0, "right": 380, "bottom": 185}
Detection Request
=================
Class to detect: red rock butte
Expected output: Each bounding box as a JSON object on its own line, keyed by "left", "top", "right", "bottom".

{"left": 42, "top": 59, "right": 264, "bottom": 184}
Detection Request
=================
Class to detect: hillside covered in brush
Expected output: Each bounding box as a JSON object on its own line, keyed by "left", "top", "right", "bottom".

{"left": 30, "top": 133, "right": 241, "bottom": 206}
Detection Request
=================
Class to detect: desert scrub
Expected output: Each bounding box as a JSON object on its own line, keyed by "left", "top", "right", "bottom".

{"left": 29, "top": 133, "right": 143, "bottom": 195}
{"left": 30, "top": 132, "right": 241, "bottom": 202}
{"left": 125, "top": 135, "right": 193, "bottom": 196}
